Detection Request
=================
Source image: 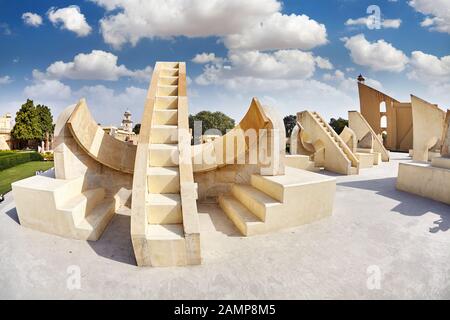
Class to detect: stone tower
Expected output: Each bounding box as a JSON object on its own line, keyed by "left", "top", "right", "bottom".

{"left": 121, "top": 110, "right": 133, "bottom": 133}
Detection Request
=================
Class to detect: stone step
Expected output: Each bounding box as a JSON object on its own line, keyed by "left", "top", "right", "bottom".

{"left": 218, "top": 195, "right": 265, "bottom": 236}
{"left": 147, "top": 167, "right": 180, "bottom": 193}
{"left": 59, "top": 188, "right": 105, "bottom": 225}
{"left": 158, "top": 76, "right": 178, "bottom": 86}
{"left": 75, "top": 199, "right": 115, "bottom": 241}
{"left": 147, "top": 193, "right": 182, "bottom": 224}
{"left": 154, "top": 109, "right": 178, "bottom": 125}
{"left": 150, "top": 125, "right": 178, "bottom": 144}
{"left": 155, "top": 96, "right": 178, "bottom": 110}
{"left": 145, "top": 223, "right": 187, "bottom": 267}
{"left": 160, "top": 68, "right": 179, "bottom": 77}
{"left": 149, "top": 144, "right": 179, "bottom": 167}
{"left": 231, "top": 184, "right": 281, "bottom": 221}
{"left": 157, "top": 85, "right": 178, "bottom": 97}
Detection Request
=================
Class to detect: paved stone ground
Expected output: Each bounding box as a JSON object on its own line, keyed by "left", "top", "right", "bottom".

{"left": 0, "top": 153, "right": 449, "bottom": 299}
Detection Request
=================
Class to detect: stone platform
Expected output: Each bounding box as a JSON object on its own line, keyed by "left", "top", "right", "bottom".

{"left": 397, "top": 158, "right": 450, "bottom": 205}
{"left": 1, "top": 153, "right": 450, "bottom": 299}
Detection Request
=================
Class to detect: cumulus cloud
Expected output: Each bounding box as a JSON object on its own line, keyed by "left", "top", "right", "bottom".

{"left": 345, "top": 17, "right": 402, "bottom": 29}
{"left": 342, "top": 34, "right": 409, "bottom": 72}
{"left": 91, "top": 0, "right": 328, "bottom": 51}
{"left": 409, "top": 0, "right": 450, "bottom": 34}
{"left": 22, "top": 12, "right": 43, "bottom": 27}
{"left": 224, "top": 12, "right": 328, "bottom": 51}
{"left": 315, "top": 56, "right": 333, "bottom": 70}
{"left": 195, "top": 49, "right": 331, "bottom": 86}
{"left": 408, "top": 51, "right": 450, "bottom": 83}
{"left": 24, "top": 79, "right": 72, "bottom": 101}
{"left": 91, "top": 0, "right": 281, "bottom": 48}
{"left": 33, "top": 50, "right": 152, "bottom": 81}
{"left": 192, "top": 53, "right": 223, "bottom": 64}
{"left": 0, "top": 75, "right": 12, "bottom": 85}
{"left": 48, "top": 5, "right": 92, "bottom": 37}
{"left": 22, "top": 78, "right": 148, "bottom": 125}
{"left": 323, "top": 70, "right": 383, "bottom": 92}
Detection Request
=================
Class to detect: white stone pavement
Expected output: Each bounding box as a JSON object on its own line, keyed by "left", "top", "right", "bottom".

{"left": 0, "top": 153, "right": 449, "bottom": 299}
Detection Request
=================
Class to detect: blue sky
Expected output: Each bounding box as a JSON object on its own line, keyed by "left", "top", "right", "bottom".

{"left": 0, "top": 0, "right": 449, "bottom": 126}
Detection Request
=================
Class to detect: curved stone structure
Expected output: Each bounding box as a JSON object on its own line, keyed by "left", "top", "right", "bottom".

{"left": 67, "top": 99, "right": 137, "bottom": 173}
{"left": 191, "top": 97, "right": 284, "bottom": 176}
{"left": 348, "top": 111, "right": 390, "bottom": 162}
{"left": 12, "top": 99, "right": 134, "bottom": 241}
{"left": 410, "top": 95, "right": 446, "bottom": 162}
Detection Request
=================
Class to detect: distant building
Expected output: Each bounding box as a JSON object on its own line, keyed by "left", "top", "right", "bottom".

{"left": 121, "top": 110, "right": 133, "bottom": 133}
{"left": 0, "top": 113, "right": 12, "bottom": 150}
{"left": 102, "top": 110, "right": 137, "bottom": 144}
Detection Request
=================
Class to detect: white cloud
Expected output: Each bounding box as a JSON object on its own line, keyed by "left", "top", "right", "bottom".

{"left": 92, "top": 0, "right": 281, "bottom": 48}
{"left": 192, "top": 53, "right": 223, "bottom": 64}
{"left": 408, "top": 51, "right": 450, "bottom": 83}
{"left": 409, "top": 0, "right": 450, "bottom": 34}
{"left": 22, "top": 12, "right": 43, "bottom": 27}
{"left": 189, "top": 76, "right": 357, "bottom": 123}
{"left": 0, "top": 75, "right": 12, "bottom": 85}
{"left": 342, "top": 34, "right": 409, "bottom": 72}
{"left": 315, "top": 56, "right": 333, "bottom": 70}
{"left": 195, "top": 49, "right": 328, "bottom": 86}
{"left": 24, "top": 79, "right": 72, "bottom": 101}
{"left": 345, "top": 17, "right": 402, "bottom": 29}
{"left": 129, "top": 65, "right": 154, "bottom": 82}
{"left": 22, "top": 78, "right": 147, "bottom": 125}
{"left": 323, "top": 70, "right": 383, "bottom": 93}
{"left": 48, "top": 5, "right": 92, "bottom": 37}
{"left": 224, "top": 12, "right": 328, "bottom": 51}
{"left": 91, "top": 0, "right": 327, "bottom": 51}
{"left": 34, "top": 50, "right": 152, "bottom": 81}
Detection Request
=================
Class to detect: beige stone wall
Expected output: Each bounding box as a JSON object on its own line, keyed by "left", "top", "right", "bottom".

{"left": 358, "top": 82, "right": 413, "bottom": 152}
{"left": 54, "top": 105, "right": 133, "bottom": 206}
{"left": 441, "top": 111, "right": 450, "bottom": 157}
{"left": 195, "top": 163, "right": 260, "bottom": 202}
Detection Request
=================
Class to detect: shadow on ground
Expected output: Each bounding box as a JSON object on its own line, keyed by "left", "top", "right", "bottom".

{"left": 338, "top": 177, "right": 450, "bottom": 233}
{"left": 87, "top": 213, "right": 136, "bottom": 266}
{"left": 198, "top": 203, "right": 241, "bottom": 237}
{"left": 5, "top": 207, "right": 19, "bottom": 224}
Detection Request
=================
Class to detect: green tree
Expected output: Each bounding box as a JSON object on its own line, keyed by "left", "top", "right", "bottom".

{"left": 329, "top": 117, "right": 348, "bottom": 135}
{"left": 133, "top": 123, "right": 141, "bottom": 134}
{"left": 11, "top": 100, "right": 42, "bottom": 146}
{"left": 35, "top": 104, "right": 53, "bottom": 140}
{"left": 11, "top": 100, "right": 54, "bottom": 148}
{"left": 189, "top": 111, "right": 235, "bottom": 135}
{"left": 283, "top": 115, "right": 297, "bottom": 137}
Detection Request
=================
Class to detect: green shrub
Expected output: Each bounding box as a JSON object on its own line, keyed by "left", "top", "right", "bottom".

{"left": 0, "top": 152, "right": 44, "bottom": 171}
{"left": 42, "top": 152, "right": 54, "bottom": 161}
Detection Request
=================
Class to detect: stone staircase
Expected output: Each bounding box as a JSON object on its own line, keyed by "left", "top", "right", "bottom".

{"left": 301, "top": 111, "right": 359, "bottom": 175}
{"left": 12, "top": 175, "right": 115, "bottom": 240}
{"left": 132, "top": 61, "right": 200, "bottom": 267}
{"left": 146, "top": 63, "right": 186, "bottom": 265}
{"left": 219, "top": 166, "right": 336, "bottom": 236}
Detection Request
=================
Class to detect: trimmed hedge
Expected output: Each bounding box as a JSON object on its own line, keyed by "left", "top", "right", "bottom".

{"left": 0, "top": 152, "right": 44, "bottom": 171}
